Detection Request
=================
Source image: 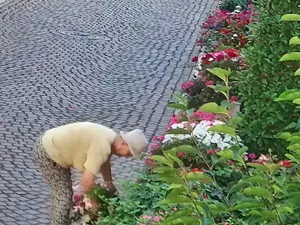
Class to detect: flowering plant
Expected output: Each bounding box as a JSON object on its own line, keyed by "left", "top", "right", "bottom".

{"left": 148, "top": 67, "right": 300, "bottom": 225}
{"left": 198, "top": 6, "right": 255, "bottom": 52}
{"left": 71, "top": 182, "right": 114, "bottom": 224}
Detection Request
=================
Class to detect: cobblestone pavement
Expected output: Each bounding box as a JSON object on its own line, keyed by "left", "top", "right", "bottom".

{"left": 0, "top": 0, "right": 218, "bottom": 224}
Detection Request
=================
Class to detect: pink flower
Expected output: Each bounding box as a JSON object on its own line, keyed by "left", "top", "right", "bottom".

{"left": 205, "top": 80, "right": 214, "bottom": 86}
{"left": 177, "top": 152, "right": 185, "bottom": 157}
{"left": 181, "top": 80, "right": 195, "bottom": 91}
{"left": 145, "top": 158, "right": 156, "bottom": 167}
{"left": 201, "top": 76, "right": 208, "bottom": 82}
{"left": 152, "top": 135, "right": 165, "bottom": 141}
{"left": 153, "top": 216, "right": 161, "bottom": 222}
{"left": 149, "top": 143, "right": 160, "bottom": 150}
{"left": 248, "top": 153, "right": 256, "bottom": 159}
{"left": 192, "top": 56, "right": 199, "bottom": 62}
{"left": 229, "top": 96, "right": 238, "bottom": 102}
{"left": 168, "top": 115, "right": 180, "bottom": 129}
{"left": 207, "top": 149, "right": 215, "bottom": 155}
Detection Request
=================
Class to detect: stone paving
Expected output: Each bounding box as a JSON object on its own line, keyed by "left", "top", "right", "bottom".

{"left": 0, "top": 0, "right": 218, "bottom": 224}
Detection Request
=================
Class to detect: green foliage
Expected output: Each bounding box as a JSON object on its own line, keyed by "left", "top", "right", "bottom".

{"left": 149, "top": 72, "right": 300, "bottom": 224}
{"left": 95, "top": 172, "right": 170, "bottom": 225}
{"left": 238, "top": 0, "right": 300, "bottom": 156}
{"left": 219, "top": 0, "right": 252, "bottom": 12}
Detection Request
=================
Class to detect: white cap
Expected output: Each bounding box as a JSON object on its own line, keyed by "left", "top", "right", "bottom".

{"left": 120, "top": 129, "right": 149, "bottom": 159}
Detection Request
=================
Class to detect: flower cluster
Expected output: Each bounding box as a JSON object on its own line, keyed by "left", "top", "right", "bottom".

{"left": 137, "top": 214, "right": 162, "bottom": 225}
{"left": 201, "top": 48, "right": 241, "bottom": 66}
{"left": 201, "top": 8, "right": 254, "bottom": 31}
{"left": 71, "top": 181, "right": 92, "bottom": 224}
{"left": 163, "top": 120, "right": 240, "bottom": 150}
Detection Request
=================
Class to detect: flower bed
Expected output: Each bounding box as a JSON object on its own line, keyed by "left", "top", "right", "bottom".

{"left": 71, "top": 2, "right": 300, "bottom": 225}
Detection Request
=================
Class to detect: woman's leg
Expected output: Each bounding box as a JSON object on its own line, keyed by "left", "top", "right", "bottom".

{"left": 33, "top": 136, "right": 73, "bottom": 225}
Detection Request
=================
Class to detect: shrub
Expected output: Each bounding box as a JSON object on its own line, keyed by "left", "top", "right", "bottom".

{"left": 149, "top": 67, "right": 300, "bottom": 225}
{"left": 238, "top": 0, "right": 300, "bottom": 157}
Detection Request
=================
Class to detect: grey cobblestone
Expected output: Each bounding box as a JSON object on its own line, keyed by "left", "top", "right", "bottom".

{"left": 0, "top": 0, "right": 219, "bottom": 224}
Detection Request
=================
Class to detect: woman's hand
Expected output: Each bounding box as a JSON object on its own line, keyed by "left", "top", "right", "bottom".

{"left": 106, "top": 182, "right": 117, "bottom": 195}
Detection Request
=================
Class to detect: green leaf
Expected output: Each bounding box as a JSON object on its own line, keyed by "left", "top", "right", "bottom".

{"left": 265, "top": 163, "right": 281, "bottom": 173}
{"left": 175, "top": 145, "right": 199, "bottom": 154}
{"left": 247, "top": 163, "right": 269, "bottom": 172}
{"left": 150, "top": 155, "right": 173, "bottom": 167}
{"left": 293, "top": 98, "right": 300, "bottom": 105}
{"left": 275, "top": 89, "right": 299, "bottom": 101}
{"left": 166, "top": 153, "right": 184, "bottom": 167}
{"left": 185, "top": 172, "right": 213, "bottom": 182}
{"left": 166, "top": 128, "right": 191, "bottom": 135}
{"left": 243, "top": 176, "right": 268, "bottom": 185}
{"left": 295, "top": 68, "right": 300, "bottom": 76}
{"left": 275, "top": 132, "right": 292, "bottom": 140}
{"left": 239, "top": 146, "right": 249, "bottom": 155}
{"left": 196, "top": 202, "right": 210, "bottom": 216}
{"left": 199, "top": 102, "right": 228, "bottom": 115}
{"left": 217, "top": 149, "right": 234, "bottom": 159}
{"left": 285, "top": 153, "right": 300, "bottom": 163}
{"left": 167, "top": 102, "right": 187, "bottom": 111}
{"left": 228, "top": 181, "right": 249, "bottom": 194}
{"left": 206, "top": 67, "right": 231, "bottom": 82}
{"left": 290, "top": 37, "right": 300, "bottom": 45}
{"left": 165, "top": 216, "right": 201, "bottom": 224}
{"left": 221, "top": 100, "right": 230, "bottom": 109}
{"left": 243, "top": 187, "right": 271, "bottom": 198}
{"left": 287, "top": 143, "right": 300, "bottom": 150}
{"left": 208, "top": 124, "right": 235, "bottom": 136}
{"left": 163, "top": 209, "right": 195, "bottom": 223}
{"left": 158, "top": 175, "right": 183, "bottom": 185}
{"left": 280, "top": 52, "right": 300, "bottom": 62}
{"left": 280, "top": 14, "right": 300, "bottom": 21}
{"left": 172, "top": 94, "right": 187, "bottom": 106}
{"left": 152, "top": 166, "right": 175, "bottom": 173}
{"left": 231, "top": 202, "right": 264, "bottom": 210}
{"left": 231, "top": 116, "right": 242, "bottom": 126}
{"left": 214, "top": 84, "right": 231, "bottom": 92}
{"left": 161, "top": 195, "right": 192, "bottom": 204}
{"left": 287, "top": 135, "right": 300, "bottom": 142}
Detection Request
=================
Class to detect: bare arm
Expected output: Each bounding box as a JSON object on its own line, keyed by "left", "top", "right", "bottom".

{"left": 81, "top": 169, "right": 97, "bottom": 192}
{"left": 100, "top": 156, "right": 117, "bottom": 194}
{"left": 100, "top": 156, "right": 113, "bottom": 183}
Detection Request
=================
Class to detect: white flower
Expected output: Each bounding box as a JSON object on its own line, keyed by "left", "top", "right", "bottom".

{"left": 208, "top": 57, "right": 214, "bottom": 62}
{"left": 233, "top": 34, "right": 238, "bottom": 38}
{"left": 83, "top": 196, "right": 93, "bottom": 209}
{"left": 73, "top": 205, "right": 84, "bottom": 214}
{"left": 162, "top": 120, "right": 241, "bottom": 150}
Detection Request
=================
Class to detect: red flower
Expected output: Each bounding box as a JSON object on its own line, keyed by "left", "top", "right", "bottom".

{"left": 205, "top": 80, "right": 214, "bottom": 86}
{"left": 228, "top": 160, "right": 235, "bottom": 165}
{"left": 192, "top": 168, "right": 201, "bottom": 173}
{"left": 229, "top": 96, "right": 238, "bottom": 102}
{"left": 177, "top": 152, "right": 185, "bottom": 157}
{"left": 278, "top": 160, "right": 292, "bottom": 168}
{"left": 73, "top": 193, "right": 82, "bottom": 202}
{"left": 202, "top": 194, "right": 208, "bottom": 199}
{"left": 220, "top": 28, "right": 231, "bottom": 34}
{"left": 145, "top": 158, "right": 156, "bottom": 167}
{"left": 192, "top": 56, "right": 199, "bottom": 62}
{"left": 224, "top": 49, "right": 240, "bottom": 58}
{"left": 207, "top": 149, "right": 215, "bottom": 155}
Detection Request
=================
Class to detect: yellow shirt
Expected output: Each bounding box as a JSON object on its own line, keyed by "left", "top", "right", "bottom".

{"left": 42, "top": 122, "right": 116, "bottom": 176}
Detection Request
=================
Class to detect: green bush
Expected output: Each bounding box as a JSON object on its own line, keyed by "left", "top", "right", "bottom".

{"left": 238, "top": 0, "right": 300, "bottom": 157}
{"left": 95, "top": 172, "right": 169, "bottom": 225}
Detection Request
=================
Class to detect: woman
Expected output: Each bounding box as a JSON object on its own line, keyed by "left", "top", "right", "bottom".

{"left": 34, "top": 122, "right": 149, "bottom": 225}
